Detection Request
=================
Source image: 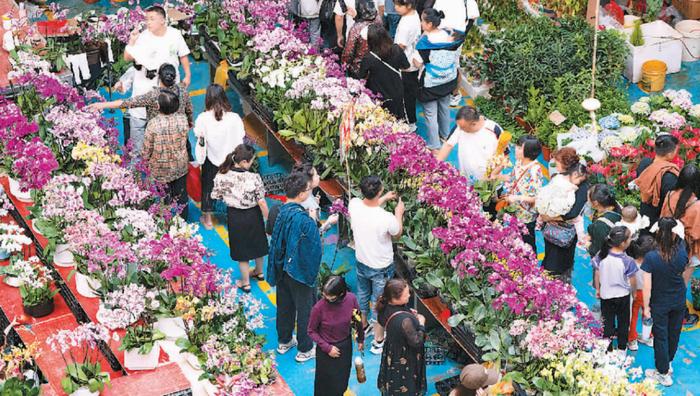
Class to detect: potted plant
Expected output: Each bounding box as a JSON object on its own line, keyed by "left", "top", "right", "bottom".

{"left": 0, "top": 223, "right": 32, "bottom": 260}
{"left": 46, "top": 323, "right": 111, "bottom": 396}
{"left": 96, "top": 283, "right": 152, "bottom": 330}
{"left": 152, "top": 291, "right": 187, "bottom": 340}
{"left": 118, "top": 325, "right": 165, "bottom": 371}
{"left": 15, "top": 257, "right": 59, "bottom": 318}
{"left": 692, "top": 278, "right": 700, "bottom": 311}
{"left": 0, "top": 256, "right": 40, "bottom": 288}
{"left": 0, "top": 339, "right": 40, "bottom": 394}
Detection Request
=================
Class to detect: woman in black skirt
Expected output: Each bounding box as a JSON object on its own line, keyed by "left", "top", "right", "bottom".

{"left": 211, "top": 144, "right": 269, "bottom": 292}
{"left": 377, "top": 279, "right": 427, "bottom": 396}
{"left": 308, "top": 276, "right": 364, "bottom": 396}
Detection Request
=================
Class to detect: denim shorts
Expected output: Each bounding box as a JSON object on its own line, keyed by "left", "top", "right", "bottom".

{"left": 356, "top": 261, "right": 395, "bottom": 318}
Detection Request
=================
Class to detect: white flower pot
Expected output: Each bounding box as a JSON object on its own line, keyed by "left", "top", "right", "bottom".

{"left": 54, "top": 244, "right": 75, "bottom": 267}
{"left": 182, "top": 352, "right": 201, "bottom": 370}
{"left": 7, "top": 178, "right": 32, "bottom": 202}
{"left": 69, "top": 386, "right": 99, "bottom": 396}
{"left": 201, "top": 379, "right": 219, "bottom": 396}
{"left": 75, "top": 272, "right": 100, "bottom": 298}
{"left": 3, "top": 276, "right": 20, "bottom": 288}
{"left": 124, "top": 343, "right": 160, "bottom": 370}
{"left": 155, "top": 317, "right": 187, "bottom": 340}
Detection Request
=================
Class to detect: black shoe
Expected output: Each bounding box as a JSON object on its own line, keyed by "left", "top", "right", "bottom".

{"left": 684, "top": 312, "right": 699, "bottom": 326}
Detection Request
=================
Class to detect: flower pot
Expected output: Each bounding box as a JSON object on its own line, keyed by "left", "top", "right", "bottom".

{"left": 70, "top": 386, "right": 99, "bottom": 396}
{"left": 201, "top": 379, "right": 218, "bottom": 396}
{"left": 542, "top": 145, "right": 552, "bottom": 162}
{"left": 182, "top": 352, "right": 201, "bottom": 370}
{"left": 23, "top": 297, "right": 54, "bottom": 318}
{"left": 54, "top": 244, "right": 75, "bottom": 267}
{"left": 3, "top": 276, "right": 21, "bottom": 288}
{"left": 124, "top": 343, "right": 160, "bottom": 370}
{"left": 75, "top": 272, "right": 101, "bottom": 298}
{"left": 0, "top": 249, "right": 10, "bottom": 260}
{"left": 7, "top": 178, "right": 32, "bottom": 202}
{"left": 155, "top": 317, "right": 187, "bottom": 340}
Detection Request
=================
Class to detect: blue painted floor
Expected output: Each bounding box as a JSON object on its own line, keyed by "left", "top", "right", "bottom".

{"left": 97, "top": 58, "right": 700, "bottom": 395}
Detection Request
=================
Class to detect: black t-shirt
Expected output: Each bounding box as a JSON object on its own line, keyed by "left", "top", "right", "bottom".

{"left": 358, "top": 46, "right": 410, "bottom": 103}
{"left": 640, "top": 241, "right": 688, "bottom": 309}
{"left": 636, "top": 157, "right": 678, "bottom": 225}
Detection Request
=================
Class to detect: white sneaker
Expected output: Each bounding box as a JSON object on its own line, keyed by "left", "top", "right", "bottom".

{"left": 628, "top": 340, "right": 638, "bottom": 351}
{"left": 449, "top": 94, "right": 462, "bottom": 107}
{"left": 638, "top": 337, "right": 654, "bottom": 347}
{"left": 370, "top": 339, "right": 384, "bottom": 355}
{"left": 295, "top": 346, "right": 316, "bottom": 362}
{"left": 276, "top": 336, "right": 297, "bottom": 354}
{"left": 645, "top": 369, "right": 673, "bottom": 387}
{"left": 408, "top": 123, "right": 418, "bottom": 133}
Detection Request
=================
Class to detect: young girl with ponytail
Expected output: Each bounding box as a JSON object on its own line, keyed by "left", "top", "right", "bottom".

{"left": 593, "top": 226, "right": 638, "bottom": 352}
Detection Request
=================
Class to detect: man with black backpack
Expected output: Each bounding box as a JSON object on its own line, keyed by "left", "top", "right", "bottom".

{"left": 334, "top": 0, "right": 384, "bottom": 48}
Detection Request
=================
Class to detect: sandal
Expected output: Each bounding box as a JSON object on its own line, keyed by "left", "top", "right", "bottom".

{"left": 236, "top": 281, "right": 252, "bottom": 293}
{"left": 200, "top": 215, "right": 214, "bottom": 230}
{"left": 249, "top": 270, "right": 265, "bottom": 281}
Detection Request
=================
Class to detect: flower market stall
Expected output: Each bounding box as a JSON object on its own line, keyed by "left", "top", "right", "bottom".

{"left": 0, "top": 56, "right": 288, "bottom": 396}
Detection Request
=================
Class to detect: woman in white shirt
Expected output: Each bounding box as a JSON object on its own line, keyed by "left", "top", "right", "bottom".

{"left": 394, "top": 0, "right": 422, "bottom": 131}
{"left": 194, "top": 84, "right": 245, "bottom": 229}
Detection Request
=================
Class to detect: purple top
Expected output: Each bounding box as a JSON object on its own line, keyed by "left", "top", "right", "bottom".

{"left": 308, "top": 292, "right": 364, "bottom": 354}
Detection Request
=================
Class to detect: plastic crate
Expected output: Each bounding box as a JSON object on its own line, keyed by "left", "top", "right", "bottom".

{"left": 673, "top": 0, "right": 700, "bottom": 19}
{"left": 424, "top": 342, "right": 447, "bottom": 365}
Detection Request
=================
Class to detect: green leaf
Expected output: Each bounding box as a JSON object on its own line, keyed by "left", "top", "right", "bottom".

{"left": 488, "top": 331, "right": 500, "bottom": 351}
{"left": 447, "top": 314, "right": 466, "bottom": 327}
{"left": 481, "top": 351, "right": 499, "bottom": 361}
{"left": 175, "top": 337, "right": 191, "bottom": 350}
{"left": 423, "top": 271, "right": 443, "bottom": 289}
{"left": 296, "top": 135, "right": 317, "bottom": 146}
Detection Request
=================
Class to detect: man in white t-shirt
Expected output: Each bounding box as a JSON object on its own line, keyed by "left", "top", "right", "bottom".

{"left": 394, "top": 0, "right": 421, "bottom": 130}
{"left": 334, "top": 0, "right": 385, "bottom": 48}
{"left": 123, "top": 5, "right": 191, "bottom": 158}
{"left": 348, "top": 175, "right": 404, "bottom": 355}
{"left": 436, "top": 106, "right": 503, "bottom": 182}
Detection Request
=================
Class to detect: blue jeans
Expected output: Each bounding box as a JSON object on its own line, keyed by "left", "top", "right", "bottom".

{"left": 356, "top": 261, "right": 395, "bottom": 319}
{"left": 422, "top": 95, "right": 452, "bottom": 150}
{"left": 129, "top": 116, "right": 147, "bottom": 158}
{"left": 384, "top": 14, "right": 401, "bottom": 39}
{"left": 305, "top": 17, "right": 322, "bottom": 48}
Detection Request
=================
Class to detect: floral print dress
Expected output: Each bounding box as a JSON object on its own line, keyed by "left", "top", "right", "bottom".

{"left": 377, "top": 305, "right": 427, "bottom": 396}
{"left": 502, "top": 161, "right": 545, "bottom": 224}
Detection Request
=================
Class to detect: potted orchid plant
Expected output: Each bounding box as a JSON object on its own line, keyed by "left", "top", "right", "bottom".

{"left": 0, "top": 341, "right": 41, "bottom": 394}
{"left": 46, "top": 323, "right": 111, "bottom": 396}
{"left": 16, "top": 257, "right": 58, "bottom": 318}
{"left": 0, "top": 223, "right": 32, "bottom": 260}
{"left": 118, "top": 324, "right": 165, "bottom": 371}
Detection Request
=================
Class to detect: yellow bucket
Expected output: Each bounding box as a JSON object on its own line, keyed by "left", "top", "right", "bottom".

{"left": 638, "top": 60, "right": 667, "bottom": 93}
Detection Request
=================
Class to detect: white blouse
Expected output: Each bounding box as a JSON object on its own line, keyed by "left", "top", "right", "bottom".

{"left": 193, "top": 110, "right": 245, "bottom": 166}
